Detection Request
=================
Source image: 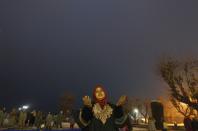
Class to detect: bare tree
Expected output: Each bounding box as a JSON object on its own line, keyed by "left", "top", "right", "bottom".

{"left": 159, "top": 58, "right": 198, "bottom": 111}
{"left": 123, "top": 97, "right": 135, "bottom": 114}
{"left": 123, "top": 97, "right": 150, "bottom": 123}
{"left": 170, "top": 97, "right": 195, "bottom": 117}
{"left": 123, "top": 97, "right": 138, "bottom": 122}
{"left": 137, "top": 99, "right": 150, "bottom": 123}
{"left": 59, "top": 91, "right": 76, "bottom": 115}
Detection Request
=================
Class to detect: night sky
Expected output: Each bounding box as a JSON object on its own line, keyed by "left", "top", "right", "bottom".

{"left": 0, "top": 1, "right": 198, "bottom": 111}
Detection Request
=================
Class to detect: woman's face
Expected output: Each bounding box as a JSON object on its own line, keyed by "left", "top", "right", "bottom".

{"left": 95, "top": 87, "right": 106, "bottom": 100}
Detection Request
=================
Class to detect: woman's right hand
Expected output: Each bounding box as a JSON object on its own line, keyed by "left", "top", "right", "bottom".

{"left": 82, "top": 96, "right": 92, "bottom": 107}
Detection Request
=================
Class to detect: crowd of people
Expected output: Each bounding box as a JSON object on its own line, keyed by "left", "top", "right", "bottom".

{"left": 0, "top": 107, "right": 75, "bottom": 129}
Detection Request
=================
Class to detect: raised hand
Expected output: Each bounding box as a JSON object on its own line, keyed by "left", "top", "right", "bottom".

{"left": 82, "top": 96, "right": 92, "bottom": 107}
{"left": 116, "top": 95, "right": 127, "bottom": 106}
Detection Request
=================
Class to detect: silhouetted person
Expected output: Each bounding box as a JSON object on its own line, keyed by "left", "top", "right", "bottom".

{"left": 57, "top": 111, "right": 64, "bottom": 128}
{"left": 35, "top": 111, "right": 43, "bottom": 129}
{"left": 46, "top": 112, "right": 53, "bottom": 130}
{"left": 0, "top": 108, "right": 4, "bottom": 127}
{"left": 184, "top": 117, "right": 193, "bottom": 131}
{"left": 18, "top": 110, "right": 27, "bottom": 129}
{"left": 191, "top": 117, "right": 198, "bottom": 131}
{"left": 69, "top": 116, "right": 75, "bottom": 128}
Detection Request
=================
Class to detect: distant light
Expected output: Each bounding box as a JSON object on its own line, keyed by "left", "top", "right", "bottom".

{"left": 22, "top": 105, "right": 29, "bottom": 110}
{"left": 141, "top": 118, "right": 146, "bottom": 122}
{"left": 18, "top": 107, "right": 22, "bottom": 111}
{"left": 133, "top": 108, "right": 139, "bottom": 114}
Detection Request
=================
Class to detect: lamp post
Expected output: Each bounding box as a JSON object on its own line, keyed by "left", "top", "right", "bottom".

{"left": 18, "top": 107, "right": 22, "bottom": 111}
{"left": 18, "top": 105, "right": 29, "bottom": 111}
{"left": 22, "top": 105, "right": 29, "bottom": 110}
{"left": 133, "top": 108, "right": 139, "bottom": 124}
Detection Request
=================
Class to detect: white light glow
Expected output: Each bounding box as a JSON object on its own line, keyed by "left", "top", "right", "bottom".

{"left": 133, "top": 108, "right": 139, "bottom": 114}
{"left": 22, "top": 105, "right": 29, "bottom": 110}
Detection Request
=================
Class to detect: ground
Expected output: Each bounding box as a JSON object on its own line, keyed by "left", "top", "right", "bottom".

{"left": 133, "top": 127, "right": 185, "bottom": 131}
{"left": 0, "top": 123, "right": 185, "bottom": 131}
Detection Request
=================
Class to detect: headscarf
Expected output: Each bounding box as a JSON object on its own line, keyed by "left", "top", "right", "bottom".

{"left": 93, "top": 85, "right": 108, "bottom": 108}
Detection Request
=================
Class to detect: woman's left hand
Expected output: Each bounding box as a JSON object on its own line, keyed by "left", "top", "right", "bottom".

{"left": 116, "top": 95, "right": 127, "bottom": 106}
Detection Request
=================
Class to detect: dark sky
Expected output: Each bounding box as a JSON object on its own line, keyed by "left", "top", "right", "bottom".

{"left": 0, "top": 1, "right": 198, "bottom": 111}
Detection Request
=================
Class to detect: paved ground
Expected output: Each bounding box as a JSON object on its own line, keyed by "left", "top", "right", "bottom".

{"left": 1, "top": 122, "right": 186, "bottom": 131}
{"left": 133, "top": 127, "right": 148, "bottom": 130}
{"left": 133, "top": 127, "right": 185, "bottom": 131}
{"left": 0, "top": 128, "right": 185, "bottom": 131}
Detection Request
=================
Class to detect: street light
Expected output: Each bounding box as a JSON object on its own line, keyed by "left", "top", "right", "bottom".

{"left": 133, "top": 108, "right": 139, "bottom": 114}
{"left": 133, "top": 108, "right": 139, "bottom": 123}
{"left": 18, "top": 105, "right": 29, "bottom": 111}
{"left": 22, "top": 105, "right": 29, "bottom": 110}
